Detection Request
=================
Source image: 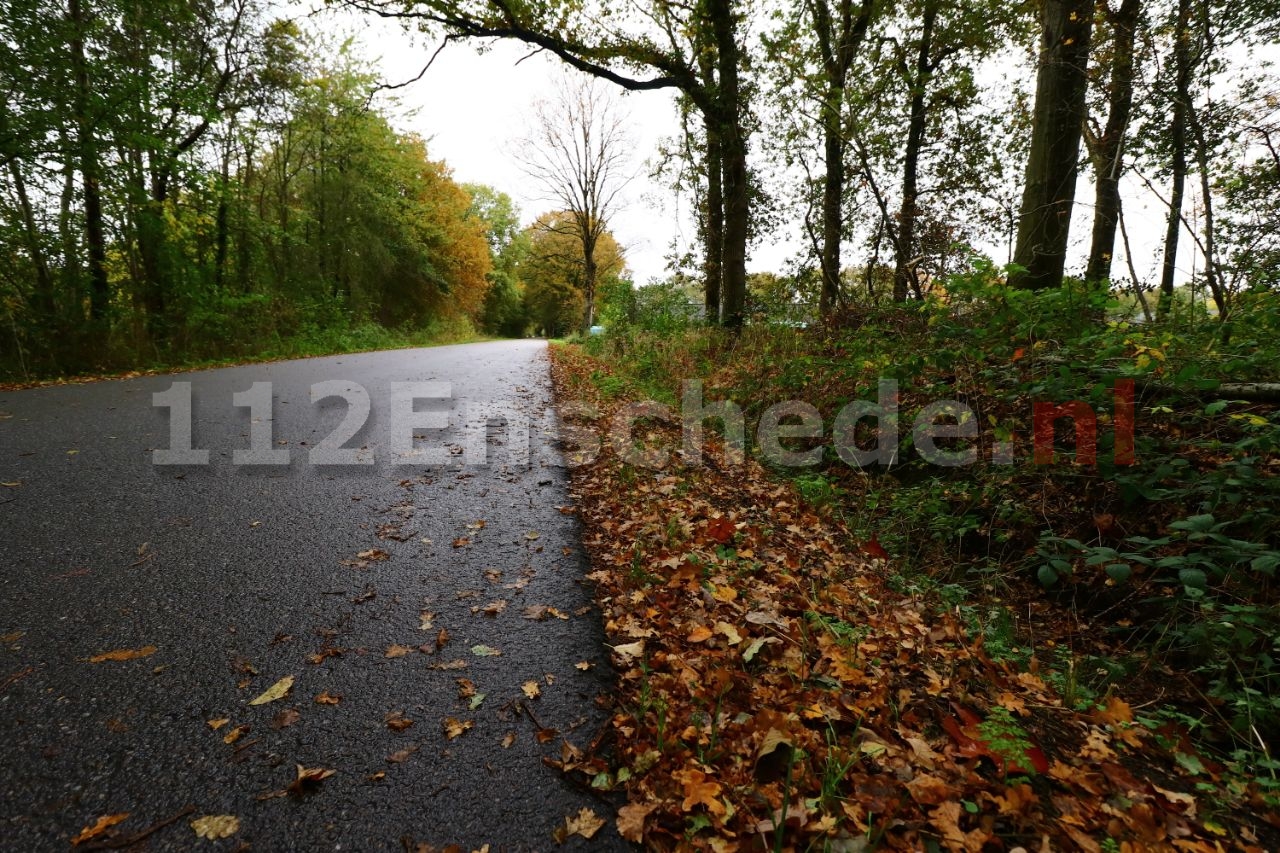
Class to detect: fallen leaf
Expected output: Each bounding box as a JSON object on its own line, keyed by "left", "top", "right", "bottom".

{"left": 191, "top": 815, "right": 239, "bottom": 840}
{"left": 470, "top": 644, "right": 501, "bottom": 657}
{"left": 88, "top": 645, "right": 156, "bottom": 663}
{"left": 673, "top": 767, "right": 725, "bottom": 817}
{"left": 314, "top": 691, "right": 342, "bottom": 705}
{"left": 558, "top": 807, "right": 605, "bottom": 841}
{"left": 443, "top": 717, "right": 473, "bottom": 740}
{"left": 478, "top": 600, "right": 507, "bottom": 617}
{"left": 387, "top": 744, "right": 420, "bottom": 763}
{"left": 272, "top": 709, "right": 301, "bottom": 729}
{"left": 385, "top": 644, "right": 414, "bottom": 658}
{"left": 223, "top": 724, "right": 250, "bottom": 744}
{"left": 501, "top": 731, "right": 517, "bottom": 748}
{"left": 688, "top": 625, "right": 714, "bottom": 643}
{"left": 207, "top": 718, "right": 230, "bottom": 731}
{"left": 524, "top": 531, "right": 541, "bottom": 540}
{"left": 522, "top": 680, "right": 541, "bottom": 699}
{"left": 248, "top": 675, "right": 295, "bottom": 705}
{"left": 575, "top": 661, "right": 592, "bottom": 671}
{"left": 385, "top": 711, "right": 414, "bottom": 732}
{"left": 356, "top": 548, "right": 390, "bottom": 561}
{"left": 616, "top": 802, "right": 657, "bottom": 842}
{"left": 452, "top": 537, "right": 470, "bottom": 548}
{"left": 287, "top": 764, "right": 335, "bottom": 796}
{"left": 610, "top": 640, "right": 644, "bottom": 662}
{"left": 71, "top": 813, "right": 129, "bottom": 845}
{"left": 419, "top": 611, "right": 435, "bottom": 630}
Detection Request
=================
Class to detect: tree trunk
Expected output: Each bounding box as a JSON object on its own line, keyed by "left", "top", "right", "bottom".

{"left": 1158, "top": 0, "right": 1191, "bottom": 316}
{"left": 581, "top": 233, "right": 598, "bottom": 333}
{"left": 702, "top": 110, "right": 723, "bottom": 323}
{"left": 710, "top": 0, "right": 748, "bottom": 330}
{"left": 1010, "top": 0, "right": 1095, "bottom": 290}
{"left": 68, "top": 0, "right": 110, "bottom": 322}
{"left": 1085, "top": 0, "right": 1141, "bottom": 285}
{"left": 7, "top": 159, "right": 56, "bottom": 319}
{"left": 819, "top": 80, "right": 846, "bottom": 314}
{"left": 893, "top": 3, "right": 936, "bottom": 303}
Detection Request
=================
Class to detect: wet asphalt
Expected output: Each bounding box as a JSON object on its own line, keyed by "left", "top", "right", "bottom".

{"left": 0, "top": 340, "right": 629, "bottom": 851}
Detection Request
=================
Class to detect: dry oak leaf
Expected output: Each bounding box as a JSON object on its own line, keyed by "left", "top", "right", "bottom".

{"left": 71, "top": 813, "right": 129, "bottom": 846}
{"left": 443, "top": 717, "right": 473, "bottom": 740}
{"left": 673, "top": 767, "right": 726, "bottom": 817}
{"left": 554, "top": 807, "right": 604, "bottom": 842}
{"left": 88, "top": 646, "right": 156, "bottom": 663}
{"left": 248, "top": 675, "right": 294, "bottom": 705}
{"left": 191, "top": 814, "right": 240, "bottom": 840}
{"left": 314, "top": 691, "right": 342, "bottom": 705}
{"left": 616, "top": 802, "right": 657, "bottom": 843}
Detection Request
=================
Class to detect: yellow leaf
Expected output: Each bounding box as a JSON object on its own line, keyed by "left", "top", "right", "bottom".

{"left": 72, "top": 813, "right": 129, "bottom": 845}
{"left": 610, "top": 640, "right": 644, "bottom": 662}
{"left": 88, "top": 645, "right": 156, "bottom": 663}
{"left": 714, "top": 621, "right": 742, "bottom": 645}
{"left": 191, "top": 815, "right": 239, "bottom": 840}
{"left": 521, "top": 680, "right": 541, "bottom": 699}
{"left": 248, "top": 675, "right": 294, "bottom": 705}
{"left": 207, "top": 718, "right": 229, "bottom": 731}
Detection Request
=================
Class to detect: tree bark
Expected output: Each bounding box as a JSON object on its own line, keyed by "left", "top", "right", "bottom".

{"left": 1158, "top": 0, "right": 1191, "bottom": 316}
{"left": 702, "top": 114, "right": 724, "bottom": 323}
{"left": 1010, "top": 0, "right": 1095, "bottom": 290}
{"left": 68, "top": 0, "right": 110, "bottom": 322}
{"left": 893, "top": 3, "right": 937, "bottom": 302}
{"left": 710, "top": 0, "right": 748, "bottom": 330}
{"left": 1085, "top": 0, "right": 1141, "bottom": 285}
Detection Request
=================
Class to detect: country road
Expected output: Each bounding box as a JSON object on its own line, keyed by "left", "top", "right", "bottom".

{"left": 0, "top": 340, "right": 627, "bottom": 851}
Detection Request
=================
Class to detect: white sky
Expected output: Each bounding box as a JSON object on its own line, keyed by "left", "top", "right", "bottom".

{"left": 304, "top": 2, "right": 1270, "bottom": 291}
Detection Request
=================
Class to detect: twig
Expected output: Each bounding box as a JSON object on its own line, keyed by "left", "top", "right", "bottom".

{"left": 81, "top": 804, "right": 195, "bottom": 850}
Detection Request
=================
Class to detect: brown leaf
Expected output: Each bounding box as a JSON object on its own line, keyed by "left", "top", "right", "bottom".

{"left": 272, "top": 709, "right": 301, "bottom": 729}
{"left": 385, "top": 644, "right": 414, "bottom": 659}
{"left": 287, "top": 764, "right": 335, "bottom": 796}
{"left": 521, "top": 680, "right": 541, "bottom": 699}
{"left": 387, "top": 744, "right": 420, "bottom": 763}
{"left": 356, "top": 548, "right": 390, "bottom": 561}
{"left": 71, "top": 813, "right": 129, "bottom": 845}
{"left": 314, "top": 691, "right": 341, "bottom": 705}
{"left": 207, "top": 718, "right": 230, "bottom": 731}
{"left": 87, "top": 645, "right": 156, "bottom": 663}
{"left": 443, "top": 717, "right": 473, "bottom": 740}
{"left": 222, "top": 725, "right": 250, "bottom": 745}
{"left": 385, "top": 711, "right": 414, "bottom": 732}
{"left": 616, "top": 802, "right": 656, "bottom": 843}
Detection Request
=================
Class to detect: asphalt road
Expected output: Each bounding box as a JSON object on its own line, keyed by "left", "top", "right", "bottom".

{"left": 0, "top": 340, "right": 628, "bottom": 851}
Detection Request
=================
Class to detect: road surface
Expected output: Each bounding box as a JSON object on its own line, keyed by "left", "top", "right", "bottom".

{"left": 0, "top": 340, "right": 627, "bottom": 851}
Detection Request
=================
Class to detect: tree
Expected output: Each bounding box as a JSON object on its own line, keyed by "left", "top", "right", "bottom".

{"left": 515, "top": 75, "right": 631, "bottom": 333}
{"left": 1084, "top": 0, "right": 1143, "bottom": 285}
{"left": 465, "top": 183, "right": 530, "bottom": 336}
{"left": 342, "top": 0, "right": 756, "bottom": 327}
{"left": 520, "top": 210, "right": 625, "bottom": 337}
{"left": 1009, "top": 0, "right": 1095, "bottom": 290}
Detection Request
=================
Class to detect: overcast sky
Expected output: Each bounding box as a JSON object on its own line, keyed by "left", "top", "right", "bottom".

{"left": 304, "top": 2, "right": 1236, "bottom": 290}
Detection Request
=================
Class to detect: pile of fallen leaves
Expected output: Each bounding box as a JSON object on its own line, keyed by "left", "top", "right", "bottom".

{"left": 548, "top": 344, "right": 1279, "bottom": 852}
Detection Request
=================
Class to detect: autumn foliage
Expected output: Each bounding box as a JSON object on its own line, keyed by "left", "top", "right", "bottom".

{"left": 549, "top": 344, "right": 1278, "bottom": 851}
